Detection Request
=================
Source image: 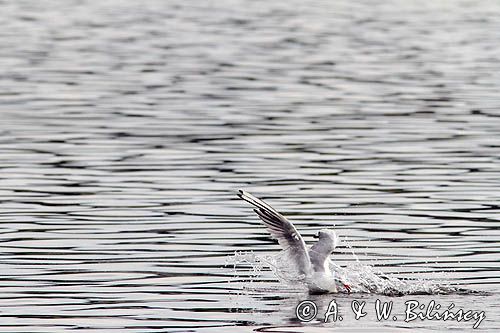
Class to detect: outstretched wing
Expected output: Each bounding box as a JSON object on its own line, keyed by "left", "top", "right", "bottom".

{"left": 237, "top": 189, "right": 311, "bottom": 275}
{"left": 309, "top": 230, "right": 338, "bottom": 273}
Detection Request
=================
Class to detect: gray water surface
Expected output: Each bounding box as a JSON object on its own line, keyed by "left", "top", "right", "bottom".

{"left": 0, "top": 0, "right": 499, "bottom": 332}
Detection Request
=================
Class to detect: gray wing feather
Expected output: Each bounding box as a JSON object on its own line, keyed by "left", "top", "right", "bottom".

{"left": 309, "top": 240, "right": 331, "bottom": 273}
{"left": 308, "top": 231, "right": 338, "bottom": 273}
{"left": 237, "top": 190, "right": 311, "bottom": 274}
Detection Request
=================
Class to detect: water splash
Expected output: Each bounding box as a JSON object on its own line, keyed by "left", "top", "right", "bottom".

{"left": 332, "top": 261, "right": 461, "bottom": 296}
{"left": 226, "top": 250, "right": 468, "bottom": 296}
{"left": 225, "top": 250, "right": 308, "bottom": 293}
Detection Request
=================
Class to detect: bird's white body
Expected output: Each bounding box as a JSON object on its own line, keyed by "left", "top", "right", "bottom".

{"left": 237, "top": 190, "right": 347, "bottom": 294}
{"left": 306, "top": 229, "right": 339, "bottom": 293}
{"left": 307, "top": 268, "right": 337, "bottom": 293}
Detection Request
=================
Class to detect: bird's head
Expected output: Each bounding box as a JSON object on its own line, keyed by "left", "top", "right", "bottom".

{"left": 313, "top": 229, "right": 339, "bottom": 251}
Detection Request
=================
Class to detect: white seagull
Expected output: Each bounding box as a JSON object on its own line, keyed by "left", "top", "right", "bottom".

{"left": 237, "top": 190, "right": 351, "bottom": 294}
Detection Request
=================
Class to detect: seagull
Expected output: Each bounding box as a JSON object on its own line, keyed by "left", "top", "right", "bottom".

{"left": 237, "top": 190, "right": 351, "bottom": 294}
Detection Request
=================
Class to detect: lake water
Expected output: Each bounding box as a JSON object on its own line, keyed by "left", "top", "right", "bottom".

{"left": 0, "top": 0, "right": 499, "bottom": 332}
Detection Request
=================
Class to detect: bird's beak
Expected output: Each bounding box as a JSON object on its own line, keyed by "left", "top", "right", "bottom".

{"left": 313, "top": 233, "right": 319, "bottom": 239}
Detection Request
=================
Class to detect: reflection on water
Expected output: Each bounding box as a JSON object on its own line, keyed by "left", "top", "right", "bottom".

{"left": 0, "top": 0, "right": 499, "bottom": 331}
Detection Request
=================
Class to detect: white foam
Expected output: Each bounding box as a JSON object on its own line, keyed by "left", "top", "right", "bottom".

{"left": 226, "top": 249, "right": 463, "bottom": 296}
